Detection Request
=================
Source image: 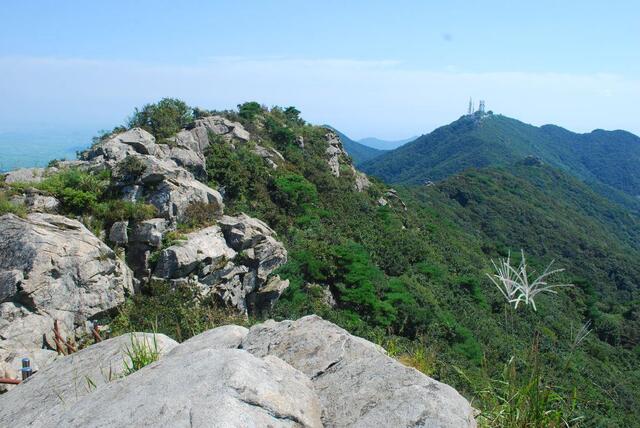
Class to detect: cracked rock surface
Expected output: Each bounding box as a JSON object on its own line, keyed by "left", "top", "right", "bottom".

{"left": 0, "top": 213, "right": 135, "bottom": 383}
{"left": 0, "top": 317, "right": 475, "bottom": 427}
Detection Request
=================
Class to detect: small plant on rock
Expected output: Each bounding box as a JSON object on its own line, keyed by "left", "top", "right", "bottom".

{"left": 122, "top": 334, "right": 160, "bottom": 376}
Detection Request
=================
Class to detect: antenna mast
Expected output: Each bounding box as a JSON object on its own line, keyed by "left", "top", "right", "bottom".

{"left": 468, "top": 98, "right": 473, "bottom": 115}
{"left": 478, "top": 100, "right": 486, "bottom": 114}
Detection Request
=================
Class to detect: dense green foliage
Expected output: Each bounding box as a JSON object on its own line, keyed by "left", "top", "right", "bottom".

{"left": 328, "top": 127, "right": 386, "bottom": 165}
{"left": 361, "top": 112, "right": 640, "bottom": 200}
{"left": 3, "top": 167, "right": 157, "bottom": 236}
{"left": 128, "top": 97, "right": 194, "bottom": 141}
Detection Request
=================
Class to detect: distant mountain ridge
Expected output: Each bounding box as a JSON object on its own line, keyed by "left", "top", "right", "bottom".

{"left": 357, "top": 135, "right": 418, "bottom": 150}
{"left": 361, "top": 112, "right": 640, "bottom": 198}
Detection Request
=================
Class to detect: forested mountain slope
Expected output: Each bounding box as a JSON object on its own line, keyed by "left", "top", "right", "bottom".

{"left": 361, "top": 112, "right": 640, "bottom": 199}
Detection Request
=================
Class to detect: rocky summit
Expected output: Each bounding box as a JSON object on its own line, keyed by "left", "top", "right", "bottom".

{"left": 0, "top": 316, "right": 476, "bottom": 428}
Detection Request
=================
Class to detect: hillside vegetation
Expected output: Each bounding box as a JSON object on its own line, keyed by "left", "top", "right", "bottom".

{"left": 361, "top": 112, "right": 640, "bottom": 200}
{"left": 5, "top": 99, "right": 639, "bottom": 426}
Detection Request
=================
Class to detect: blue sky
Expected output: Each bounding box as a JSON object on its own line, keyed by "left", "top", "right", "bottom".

{"left": 1, "top": 0, "right": 639, "bottom": 139}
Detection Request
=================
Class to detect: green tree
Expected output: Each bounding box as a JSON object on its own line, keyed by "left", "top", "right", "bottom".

{"left": 128, "top": 98, "right": 194, "bottom": 140}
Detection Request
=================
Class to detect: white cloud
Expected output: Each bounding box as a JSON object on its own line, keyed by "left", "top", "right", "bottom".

{"left": 0, "top": 56, "right": 638, "bottom": 138}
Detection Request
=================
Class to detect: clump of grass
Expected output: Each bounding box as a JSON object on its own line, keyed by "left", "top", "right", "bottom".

{"left": 476, "top": 347, "right": 582, "bottom": 427}
{"left": 487, "top": 250, "right": 573, "bottom": 311}
{"left": 122, "top": 334, "right": 160, "bottom": 376}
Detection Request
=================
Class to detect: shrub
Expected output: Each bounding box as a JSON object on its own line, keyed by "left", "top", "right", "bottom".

{"left": 179, "top": 201, "right": 218, "bottom": 230}
{"left": 95, "top": 200, "right": 158, "bottom": 224}
{"left": 110, "top": 281, "right": 247, "bottom": 342}
{"left": 265, "top": 116, "right": 296, "bottom": 149}
{"left": 128, "top": 98, "right": 194, "bottom": 140}
{"left": 116, "top": 155, "right": 147, "bottom": 180}
{"left": 237, "top": 101, "right": 263, "bottom": 121}
{"left": 272, "top": 173, "right": 318, "bottom": 215}
{"left": 0, "top": 192, "right": 27, "bottom": 217}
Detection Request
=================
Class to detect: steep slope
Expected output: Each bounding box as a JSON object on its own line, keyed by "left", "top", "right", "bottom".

{"left": 361, "top": 112, "right": 640, "bottom": 198}
{"left": 325, "top": 126, "right": 386, "bottom": 165}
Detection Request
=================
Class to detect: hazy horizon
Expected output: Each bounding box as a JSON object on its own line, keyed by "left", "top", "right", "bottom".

{"left": 1, "top": 1, "right": 639, "bottom": 141}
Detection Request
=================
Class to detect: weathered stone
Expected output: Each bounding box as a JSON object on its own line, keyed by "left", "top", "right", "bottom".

{"left": 167, "top": 324, "right": 248, "bottom": 358}
{"left": 353, "top": 167, "right": 371, "bottom": 192}
{"left": 0, "top": 333, "right": 177, "bottom": 427}
{"left": 129, "top": 218, "right": 168, "bottom": 248}
{"left": 143, "top": 173, "right": 224, "bottom": 222}
{"left": 114, "top": 127, "right": 157, "bottom": 155}
{"left": 254, "top": 236, "right": 288, "bottom": 282}
{"left": 188, "top": 115, "right": 252, "bottom": 152}
{"left": 218, "top": 213, "right": 277, "bottom": 250}
{"left": 241, "top": 315, "right": 477, "bottom": 428}
{"left": 0, "top": 213, "right": 135, "bottom": 379}
{"left": 156, "top": 143, "right": 207, "bottom": 178}
{"left": 247, "top": 275, "right": 290, "bottom": 314}
{"left": 253, "top": 144, "right": 285, "bottom": 169}
{"left": 108, "top": 221, "right": 128, "bottom": 245}
{"left": 154, "top": 225, "right": 236, "bottom": 279}
{"left": 19, "top": 348, "right": 322, "bottom": 428}
{"left": 324, "top": 129, "right": 353, "bottom": 178}
{"left": 3, "top": 167, "right": 47, "bottom": 184}
{"left": 10, "top": 191, "right": 60, "bottom": 213}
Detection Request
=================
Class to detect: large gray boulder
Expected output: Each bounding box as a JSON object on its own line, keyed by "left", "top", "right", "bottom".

{"left": 154, "top": 225, "right": 236, "bottom": 279}
{"left": 241, "top": 315, "right": 477, "bottom": 428}
{"left": 0, "top": 213, "right": 135, "bottom": 379}
{"left": 7, "top": 348, "right": 322, "bottom": 428}
{"left": 10, "top": 189, "right": 60, "bottom": 213}
{"left": 0, "top": 332, "right": 177, "bottom": 427}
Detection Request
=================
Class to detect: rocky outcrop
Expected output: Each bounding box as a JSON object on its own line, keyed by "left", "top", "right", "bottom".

{"left": 324, "top": 129, "right": 371, "bottom": 192}
{"left": 82, "top": 128, "right": 224, "bottom": 223}
{"left": 0, "top": 213, "right": 135, "bottom": 381}
{"left": 188, "top": 115, "right": 251, "bottom": 151}
{"left": 241, "top": 315, "right": 477, "bottom": 428}
{"left": 3, "top": 167, "right": 47, "bottom": 184}
{"left": 0, "top": 317, "right": 475, "bottom": 427}
{"left": 325, "top": 130, "right": 347, "bottom": 177}
{"left": 152, "top": 214, "right": 288, "bottom": 313}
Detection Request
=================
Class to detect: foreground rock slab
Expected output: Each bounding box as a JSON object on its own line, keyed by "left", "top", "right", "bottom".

{"left": 4, "top": 348, "right": 322, "bottom": 428}
{"left": 0, "top": 333, "right": 177, "bottom": 427}
{"left": 241, "top": 315, "right": 477, "bottom": 428}
{"left": 0, "top": 316, "right": 475, "bottom": 427}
